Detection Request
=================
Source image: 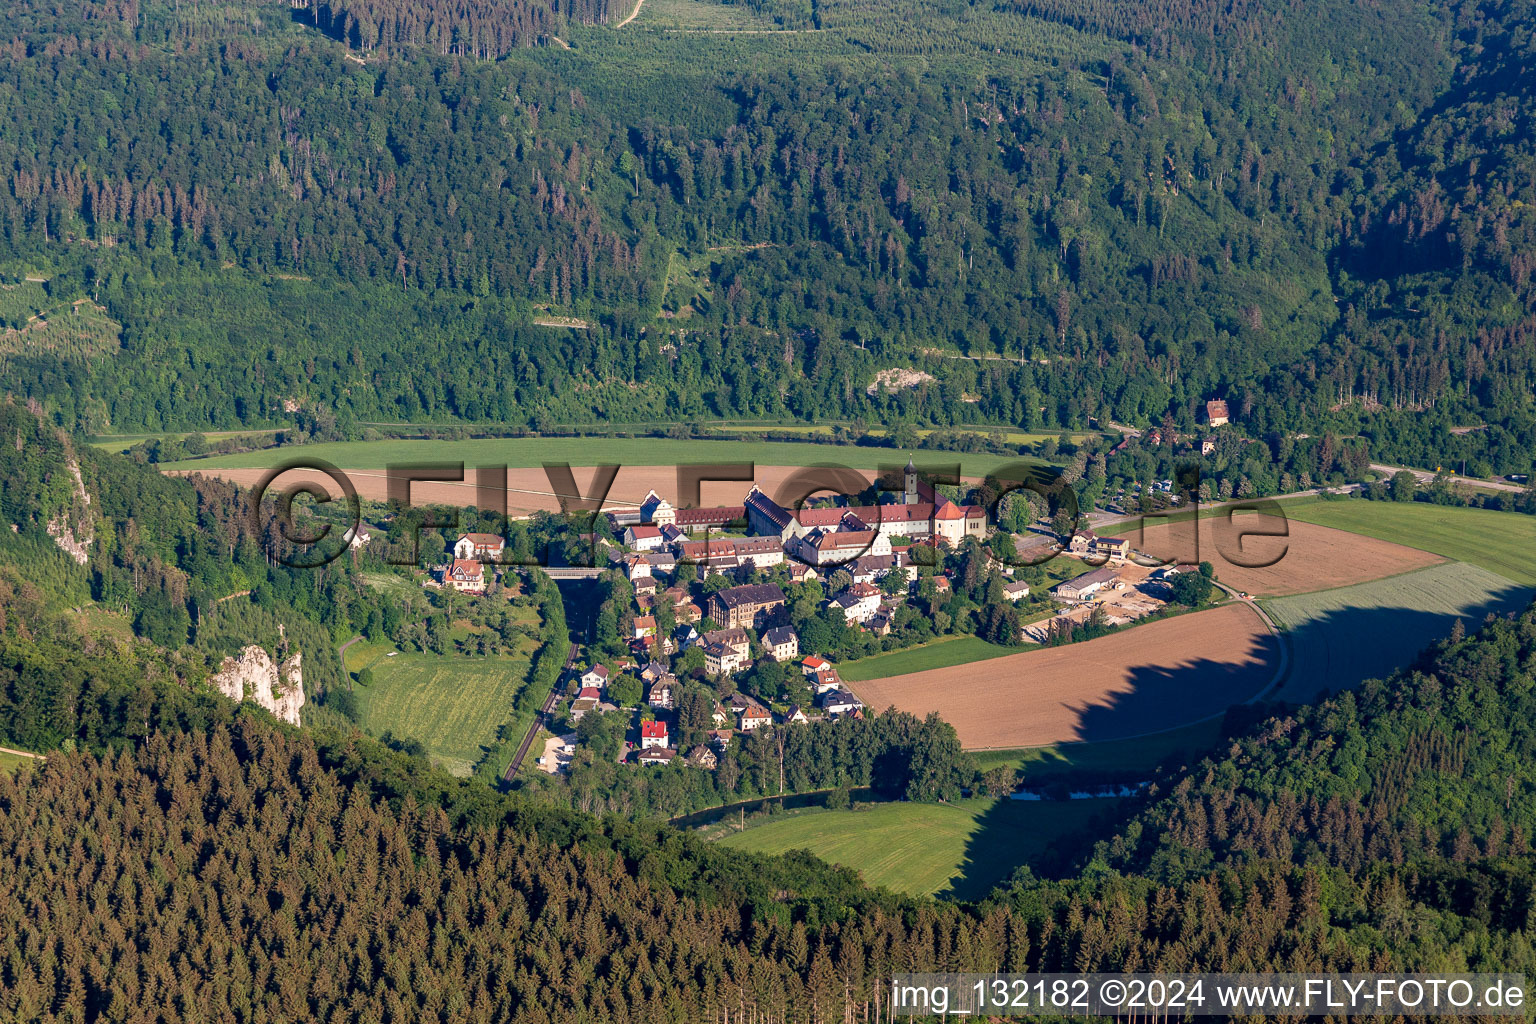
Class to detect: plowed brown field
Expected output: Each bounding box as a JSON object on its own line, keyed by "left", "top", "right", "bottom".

{"left": 1122, "top": 514, "right": 1443, "bottom": 596}
{"left": 851, "top": 602, "right": 1279, "bottom": 749}
{"left": 168, "top": 464, "right": 860, "bottom": 516}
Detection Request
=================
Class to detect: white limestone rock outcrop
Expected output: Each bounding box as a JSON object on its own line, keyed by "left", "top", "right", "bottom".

{"left": 46, "top": 458, "right": 94, "bottom": 565}
{"left": 209, "top": 645, "right": 306, "bottom": 726}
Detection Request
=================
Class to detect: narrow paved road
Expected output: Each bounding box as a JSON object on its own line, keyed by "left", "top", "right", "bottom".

{"left": 1369, "top": 462, "right": 1527, "bottom": 494}
{"left": 503, "top": 642, "right": 579, "bottom": 782}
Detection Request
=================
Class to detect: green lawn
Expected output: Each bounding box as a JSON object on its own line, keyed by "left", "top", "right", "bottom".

{"left": 159, "top": 435, "right": 1043, "bottom": 478}
{"left": 1283, "top": 499, "right": 1536, "bottom": 586}
{"left": 345, "top": 641, "right": 537, "bottom": 777}
{"left": 1263, "top": 560, "right": 1534, "bottom": 703}
{"left": 0, "top": 749, "right": 42, "bottom": 774}
{"left": 837, "top": 635, "right": 1019, "bottom": 682}
{"left": 717, "top": 798, "right": 1118, "bottom": 899}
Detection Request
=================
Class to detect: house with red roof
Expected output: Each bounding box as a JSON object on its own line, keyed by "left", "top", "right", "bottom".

{"left": 640, "top": 719, "right": 669, "bottom": 750}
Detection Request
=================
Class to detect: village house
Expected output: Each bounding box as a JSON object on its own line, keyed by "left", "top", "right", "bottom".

{"left": 646, "top": 676, "right": 675, "bottom": 709}
{"left": 442, "top": 559, "right": 486, "bottom": 593}
{"left": 640, "top": 719, "right": 669, "bottom": 750}
{"left": 1002, "top": 580, "right": 1032, "bottom": 601}
{"left": 708, "top": 729, "right": 734, "bottom": 750}
{"left": 1206, "top": 399, "right": 1230, "bottom": 427}
{"left": 1068, "top": 530, "right": 1131, "bottom": 562}
{"left": 801, "top": 655, "right": 832, "bottom": 676}
{"left": 820, "top": 689, "right": 863, "bottom": 716}
{"left": 579, "top": 665, "right": 609, "bottom": 691}
{"left": 762, "top": 626, "right": 799, "bottom": 661}
{"left": 703, "top": 641, "right": 750, "bottom": 677}
{"left": 672, "top": 623, "right": 700, "bottom": 649}
{"left": 1053, "top": 567, "right": 1120, "bottom": 602}
{"left": 633, "top": 576, "right": 658, "bottom": 595}
{"left": 831, "top": 581, "right": 883, "bottom": 624}
{"left": 739, "top": 705, "right": 773, "bottom": 731}
{"left": 623, "top": 525, "right": 666, "bottom": 552}
{"left": 785, "top": 705, "right": 810, "bottom": 724}
{"left": 708, "top": 583, "right": 788, "bottom": 630}
{"left": 866, "top": 610, "right": 893, "bottom": 636}
{"left": 643, "top": 550, "right": 677, "bottom": 576}
{"left": 846, "top": 552, "right": 914, "bottom": 586}
{"left": 811, "top": 667, "right": 842, "bottom": 695}
{"left": 687, "top": 745, "right": 718, "bottom": 769}
{"left": 631, "top": 615, "right": 657, "bottom": 640}
{"left": 453, "top": 533, "right": 506, "bottom": 561}
{"left": 788, "top": 562, "right": 820, "bottom": 584}
{"left": 638, "top": 747, "right": 675, "bottom": 766}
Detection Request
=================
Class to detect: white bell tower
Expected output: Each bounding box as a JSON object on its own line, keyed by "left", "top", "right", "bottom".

{"left": 903, "top": 457, "right": 919, "bottom": 505}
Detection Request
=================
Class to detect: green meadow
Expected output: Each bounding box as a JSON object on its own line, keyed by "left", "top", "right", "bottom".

{"left": 716, "top": 797, "right": 1118, "bottom": 899}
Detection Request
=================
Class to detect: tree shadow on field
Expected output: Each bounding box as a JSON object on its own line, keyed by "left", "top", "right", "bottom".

{"left": 1267, "top": 583, "right": 1533, "bottom": 706}
{"left": 942, "top": 582, "right": 1535, "bottom": 902}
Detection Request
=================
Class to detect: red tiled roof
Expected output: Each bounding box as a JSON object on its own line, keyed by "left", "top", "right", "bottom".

{"left": 641, "top": 720, "right": 668, "bottom": 739}
{"left": 673, "top": 506, "right": 745, "bottom": 526}
{"left": 449, "top": 558, "right": 484, "bottom": 579}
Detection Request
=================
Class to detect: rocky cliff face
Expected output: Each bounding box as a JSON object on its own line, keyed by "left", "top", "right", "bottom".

{"left": 45, "top": 458, "right": 93, "bottom": 565}
{"left": 209, "top": 646, "right": 306, "bottom": 726}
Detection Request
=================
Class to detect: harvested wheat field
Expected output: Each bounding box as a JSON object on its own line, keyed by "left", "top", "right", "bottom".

{"left": 1122, "top": 514, "right": 1443, "bottom": 597}
{"left": 168, "top": 464, "right": 878, "bottom": 517}
{"left": 851, "top": 602, "right": 1279, "bottom": 749}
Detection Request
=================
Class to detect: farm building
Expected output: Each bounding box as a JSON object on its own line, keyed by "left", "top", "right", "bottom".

{"left": 1052, "top": 567, "right": 1120, "bottom": 602}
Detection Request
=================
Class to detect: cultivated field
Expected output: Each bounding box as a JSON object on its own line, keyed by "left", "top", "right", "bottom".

{"left": 850, "top": 602, "right": 1278, "bottom": 749}
{"left": 1262, "top": 561, "right": 1534, "bottom": 703}
{"left": 345, "top": 642, "right": 536, "bottom": 776}
{"left": 1283, "top": 500, "right": 1536, "bottom": 586}
{"left": 1124, "top": 514, "right": 1444, "bottom": 597}
{"left": 837, "top": 636, "right": 1017, "bottom": 683}
{"left": 715, "top": 798, "right": 1115, "bottom": 899}
{"left": 170, "top": 462, "right": 914, "bottom": 517}
{"left": 160, "top": 435, "right": 1039, "bottom": 477}
{"left": 163, "top": 436, "right": 1029, "bottom": 516}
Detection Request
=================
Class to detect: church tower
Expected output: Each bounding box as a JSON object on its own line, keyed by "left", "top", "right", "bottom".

{"left": 903, "top": 457, "right": 918, "bottom": 505}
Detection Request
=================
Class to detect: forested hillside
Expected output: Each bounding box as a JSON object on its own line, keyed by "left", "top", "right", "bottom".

{"left": 3, "top": 406, "right": 1536, "bottom": 1015}
{"left": 2, "top": 0, "right": 1534, "bottom": 473}
{"left": 5, "top": 551, "right": 1536, "bottom": 1019}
